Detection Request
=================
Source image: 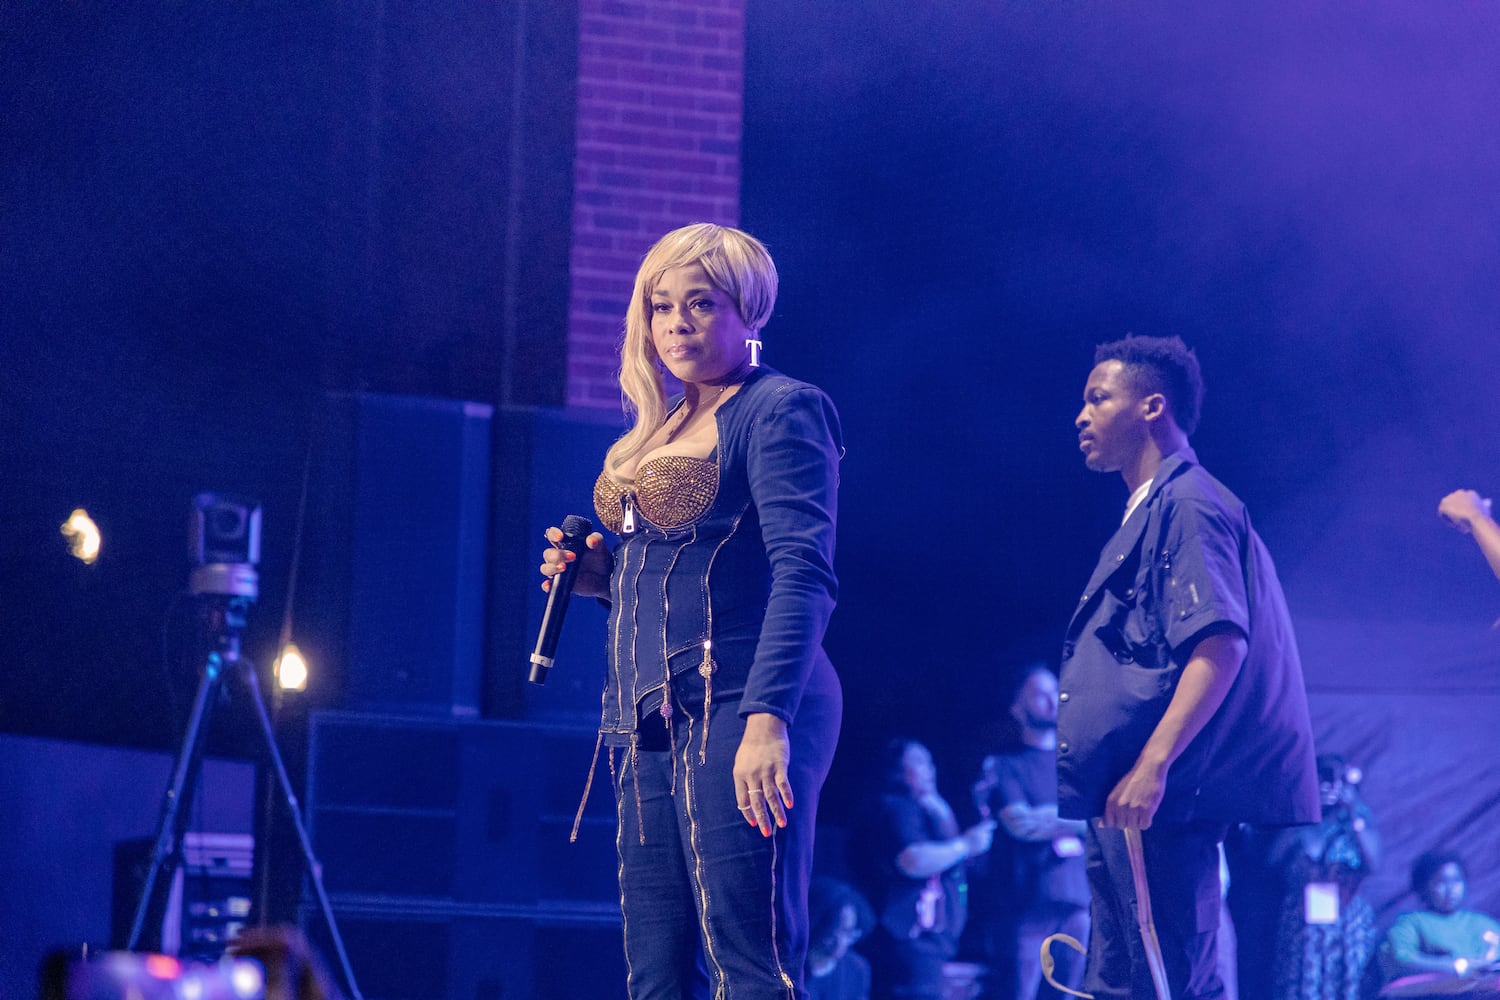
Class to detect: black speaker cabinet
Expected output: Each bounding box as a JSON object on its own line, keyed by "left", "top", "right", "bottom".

{"left": 487, "top": 405, "right": 623, "bottom": 720}
{"left": 305, "top": 711, "right": 616, "bottom": 907}
{"left": 304, "top": 711, "right": 623, "bottom": 1000}
{"left": 303, "top": 900, "right": 626, "bottom": 1000}
{"left": 303, "top": 392, "right": 491, "bottom": 716}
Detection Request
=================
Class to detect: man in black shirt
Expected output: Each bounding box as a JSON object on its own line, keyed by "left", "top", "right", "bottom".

{"left": 974, "top": 663, "right": 1091, "bottom": 1000}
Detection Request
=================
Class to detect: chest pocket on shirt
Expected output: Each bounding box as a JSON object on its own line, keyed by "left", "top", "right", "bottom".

{"left": 1093, "top": 582, "right": 1170, "bottom": 671}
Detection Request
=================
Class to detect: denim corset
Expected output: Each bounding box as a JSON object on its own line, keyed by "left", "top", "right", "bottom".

{"left": 592, "top": 369, "right": 841, "bottom": 737}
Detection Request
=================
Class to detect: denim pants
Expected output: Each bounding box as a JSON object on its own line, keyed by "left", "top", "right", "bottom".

{"left": 613, "top": 678, "right": 840, "bottom": 1000}
{"left": 1082, "top": 820, "right": 1228, "bottom": 1000}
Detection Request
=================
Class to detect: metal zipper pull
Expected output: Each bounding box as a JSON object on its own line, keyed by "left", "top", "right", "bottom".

{"left": 621, "top": 494, "right": 639, "bottom": 539}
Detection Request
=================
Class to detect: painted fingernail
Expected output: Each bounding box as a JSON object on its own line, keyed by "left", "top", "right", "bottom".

{"left": 564, "top": 551, "right": 576, "bottom": 562}
{"left": 541, "top": 580, "right": 551, "bottom": 593}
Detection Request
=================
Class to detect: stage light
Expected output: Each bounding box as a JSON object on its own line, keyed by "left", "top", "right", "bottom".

{"left": 60, "top": 508, "right": 101, "bottom": 564}
{"left": 144, "top": 953, "right": 182, "bottom": 978}
{"left": 229, "top": 959, "right": 266, "bottom": 998}
{"left": 274, "top": 642, "right": 308, "bottom": 692}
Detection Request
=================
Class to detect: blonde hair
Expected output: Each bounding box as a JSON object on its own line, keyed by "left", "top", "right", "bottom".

{"left": 605, "top": 223, "right": 779, "bottom": 472}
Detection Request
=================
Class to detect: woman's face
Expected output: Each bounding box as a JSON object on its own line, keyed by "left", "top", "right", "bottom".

{"left": 1424, "top": 862, "right": 1466, "bottom": 914}
{"left": 649, "top": 264, "right": 753, "bottom": 387}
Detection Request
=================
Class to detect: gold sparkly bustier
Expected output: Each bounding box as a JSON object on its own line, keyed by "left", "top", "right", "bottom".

{"left": 593, "top": 455, "right": 720, "bottom": 534}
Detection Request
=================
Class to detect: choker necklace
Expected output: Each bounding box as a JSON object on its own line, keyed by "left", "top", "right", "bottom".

{"left": 665, "top": 382, "right": 731, "bottom": 444}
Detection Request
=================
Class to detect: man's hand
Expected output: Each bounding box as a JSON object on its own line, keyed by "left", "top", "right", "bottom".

{"left": 1104, "top": 757, "right": 1168, "bottom": 829}
{"left": 1101, "top": 629, "right": 1246, "bottom": 830}
{"left": 1439, "top": 489, "right": 1494, "bottom": 534}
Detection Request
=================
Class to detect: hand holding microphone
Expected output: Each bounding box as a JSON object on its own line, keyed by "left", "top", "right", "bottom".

{"left": 532, "top": 515, "right": 610, "bottom": 684}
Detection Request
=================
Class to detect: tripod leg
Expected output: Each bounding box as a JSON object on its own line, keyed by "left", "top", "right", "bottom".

{"left": 237, "top": 661, "right": 364, "bottom": 1000}
{"left": 127, "top": 653, "right": 225, "bottom": 951}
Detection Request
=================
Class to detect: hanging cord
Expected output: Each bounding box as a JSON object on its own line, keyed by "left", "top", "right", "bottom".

{"left": 1124, "top": 827, "right": 1172, "bottom": 1000}
{"left": 1039, "top": 933, "right": 1091, "bottom": 998}
{"left": 1040, "top": 828, "right": 1171, "bottom": 1000}
{"left": 272, "top": 435, "right": 315, "bottom": 670}
{"left": 254, "top": 432, "right": 315, "bottom": 930}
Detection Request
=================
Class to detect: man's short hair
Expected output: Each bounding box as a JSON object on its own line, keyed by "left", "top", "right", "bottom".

{"left": 1094, "top": 335, "right": 1205, "bottom": 435}
{"left": 1007, "top": 660, "right": 1055, "bottom": 713}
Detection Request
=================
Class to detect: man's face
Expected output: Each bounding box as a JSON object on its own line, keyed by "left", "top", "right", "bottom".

{"left": 1013, "top": 670, "right": 1059, "bottom": 730}
{"left": 900, "top": 743, "right": 937, "bottom": 797}
{"left": 1076, "top": 360, "right": 1151, "bottom": 474}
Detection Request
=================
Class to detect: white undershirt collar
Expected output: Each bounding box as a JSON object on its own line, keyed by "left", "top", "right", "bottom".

{"left": 1123, "top": 479, "right": 1154, "bottom": 525}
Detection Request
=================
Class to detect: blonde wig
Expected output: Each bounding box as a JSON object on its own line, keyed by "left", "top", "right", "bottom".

{"left": 605, "top": 223, "right": 778, "bottom": 473}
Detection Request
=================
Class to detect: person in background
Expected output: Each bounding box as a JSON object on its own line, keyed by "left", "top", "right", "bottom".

{"left": 1438, "top": 490, "right": 1500, "bottom": 584}
{"left": 1379, "top": 851, "right": 1500, "bottom": 985}
{"left": 808, "top": 877, "right": 877, "bottom": 1000}
{"left": 1269, "top": 754, "right": 1380, "bottom": 1000}
{"left": 858, "top": 740, "right": 996, "bottom": 1000}
{"left": 971, "top": 663, "right": 1090, "bottom": 1000}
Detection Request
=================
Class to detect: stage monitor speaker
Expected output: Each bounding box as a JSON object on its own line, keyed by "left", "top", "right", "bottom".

{"left": 302, "top": 903, "right": 627, "bottom": 1000}
{"left": 306, "top": 711, "right": 616, "bottom": 906}
{"left": 487, "top": 405, "right": 622, "bottom": 720}
{"left": 306, "top": 392, "right": 492, "bottom": 716}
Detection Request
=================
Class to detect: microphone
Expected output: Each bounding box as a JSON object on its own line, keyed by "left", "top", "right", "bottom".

{"left": 529, "top": 514, "right": 594, "bottom": 685}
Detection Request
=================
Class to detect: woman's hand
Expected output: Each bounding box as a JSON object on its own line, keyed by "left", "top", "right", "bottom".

{"left": 734, "top": 713, "right": 793, "bottom": 837}
{"left": 539, "top": 528, "right": 612, "bottom": 600}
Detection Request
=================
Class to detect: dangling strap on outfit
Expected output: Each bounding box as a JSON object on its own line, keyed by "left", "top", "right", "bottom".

{"left": 698, "top": 639, "right": 716, "bottom": 764}
{"left": 570, "top": 732, "right": 605, "bottom": 843}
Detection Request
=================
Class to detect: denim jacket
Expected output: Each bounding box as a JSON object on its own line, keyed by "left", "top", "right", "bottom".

{"left": 598, "top": 367, "right": 842, "bottom": 738}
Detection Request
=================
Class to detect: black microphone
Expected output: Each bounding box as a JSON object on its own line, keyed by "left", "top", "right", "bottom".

{"left": 529, "top": 514, "right": 594, "bottom": 685}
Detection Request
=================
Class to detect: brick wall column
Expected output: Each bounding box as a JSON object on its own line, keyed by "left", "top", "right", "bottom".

{"left": 567, "top": 0, "right": 746, "bottom": 410}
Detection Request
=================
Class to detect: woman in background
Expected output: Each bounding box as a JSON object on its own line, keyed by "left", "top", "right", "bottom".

{"left": 1269, "top": 754, "right": 1380, "bottom": 1000}
{"left": 857, "top": 740, "right": 995, "bottom": 1000}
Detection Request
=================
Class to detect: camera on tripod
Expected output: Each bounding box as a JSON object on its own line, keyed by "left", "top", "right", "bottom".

{"left": 127, "top": 493, "right": 361, "bottom": 997}
{"left": 188, "top": 493, "right": 262, "bottom": 603}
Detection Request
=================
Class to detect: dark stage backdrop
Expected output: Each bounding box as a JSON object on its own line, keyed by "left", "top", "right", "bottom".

{"left": 0, "top": 3, "right": 576, "bottom": 750}
{"left": 4, "top": 0, "right": 1500, "bottom": 979}
{"left": 740, "top": 0, "right": 1500, "bottom": 922}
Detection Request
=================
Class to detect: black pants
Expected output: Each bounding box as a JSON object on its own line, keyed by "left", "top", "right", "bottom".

{"left": 1082, "top": 820, "right": 1228, "bottom": 1000}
